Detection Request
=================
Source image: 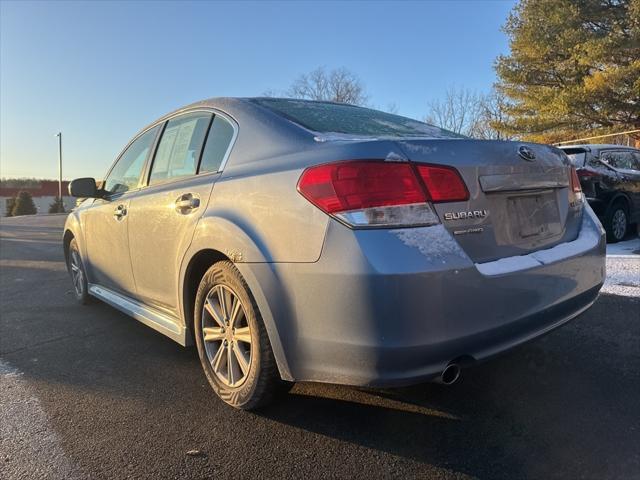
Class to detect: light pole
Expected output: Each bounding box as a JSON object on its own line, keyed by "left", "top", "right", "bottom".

{"left": 56, "top": 132, "right": 62, "bottom": 201}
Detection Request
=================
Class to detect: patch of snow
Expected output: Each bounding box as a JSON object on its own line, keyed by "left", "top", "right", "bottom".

{"left": 391, "top": 224, "right": 468, "bottom": 264}
{"left": 404, "top": 120, "right": 457, "bottom": 137}
{"left": 385, "top": 151, "right": 408, "bottom": 162}
{"left": 398, "top": 142, "right": 441, "bottom": 156}
{"left": 314, "top": 132, "right": 380, "bottom": 142}
{"left": 476, "top": 210, "right": 602, "bottom": 276}
{"left": 607, "top": 237, "right": 640, "bottom": 257}
{"left": 372, "top": 119, "right": 414, "bottom": 132}
{"left": 531, "top": 217, "right": 601, "bottom": 264}
{"left": 313, "top": 132, "right": 462, "bottom": 143}
{"left": 475, "top": 255, "right": 542, "bottom": 276}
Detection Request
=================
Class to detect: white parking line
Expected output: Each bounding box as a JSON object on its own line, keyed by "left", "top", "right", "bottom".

{"left": 0, "top": 360, "right": 82, "bottom": 479}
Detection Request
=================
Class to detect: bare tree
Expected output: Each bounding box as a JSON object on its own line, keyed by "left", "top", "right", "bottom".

{"left": 472, "top": 88, "right": 516, "bottom": 140}
{"left": 425, "top": 86, "right": 513, "bottom": 140}
{"left": 424, "top": 87, "right": 484, "bottom": 136}
{"left": 287, "top": 67, "right": 368, "bottom": 105}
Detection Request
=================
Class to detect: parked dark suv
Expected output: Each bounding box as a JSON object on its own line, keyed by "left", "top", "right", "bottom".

{"left": 560, "top": 144, "right": 640, "bottom": 242}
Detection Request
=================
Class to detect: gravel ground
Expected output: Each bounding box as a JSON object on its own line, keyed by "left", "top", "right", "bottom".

{"left": 1, "top": 214, "right": 638, "bottom": 480}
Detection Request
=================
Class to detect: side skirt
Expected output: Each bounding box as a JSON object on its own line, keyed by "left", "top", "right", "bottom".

{"left": 88, "top": 284, "right": 188, "bottom": 346}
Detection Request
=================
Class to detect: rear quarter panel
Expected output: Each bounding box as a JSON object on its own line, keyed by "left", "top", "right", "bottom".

{"left": 200, "top": 165, "right": 328, "bottom": 262}
{"left": 182, "top": 138, "right": 414, "bottom": 376}
{"left": 192, "top": 138, "right": 409, "bottom": 263}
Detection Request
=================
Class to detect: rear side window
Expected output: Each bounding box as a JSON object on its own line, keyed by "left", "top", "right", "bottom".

{"left": 251, "top": 98, "right": 463, "bottom": 139}
{"left": 199, "top": 115, "right": 235, "bottom": 173}
{"left": 149, "top": 113, "right": 212, "bottom": 185}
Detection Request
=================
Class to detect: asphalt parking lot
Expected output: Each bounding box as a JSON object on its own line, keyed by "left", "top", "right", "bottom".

{"left": 1, "top": 215, "right": 639, "bottom": 480}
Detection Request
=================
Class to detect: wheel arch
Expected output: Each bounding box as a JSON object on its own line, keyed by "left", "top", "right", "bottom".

{"left": 179, "top": 218, "right": 293, "bottom": 380}
{"left": 181, "top": 248, "right": 230, "bottom": 346}
{"left": 63, "top": 229, "right": 75, "bottom": 265}
{"left": 62, "top": 213, "right": 88, "bottom": 270}
{"left": 607, "top": 192, "right": 631, "bottom": 213}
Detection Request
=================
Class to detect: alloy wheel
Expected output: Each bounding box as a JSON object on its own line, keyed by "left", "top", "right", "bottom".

{"left": 201, "top": 284, "right": 252, "bottom": 387}
{"left": 612, "top": 209, "right": 627, "bottom": 240}
{"left": 70, "top": 250, "right": 84, "bottom": 297}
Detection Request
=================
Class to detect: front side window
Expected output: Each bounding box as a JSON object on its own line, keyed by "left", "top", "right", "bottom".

{"left": 199, "top": 115, "right": 235, "bottom": 173}
{"left": 149, "top": 113, "right": 212, "bottom": 185}
{"left": 104, "top": 126, "right": 160, "bottom": 195}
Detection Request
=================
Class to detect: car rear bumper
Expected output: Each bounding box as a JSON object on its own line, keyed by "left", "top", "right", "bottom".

{"left": 241, "top": 205, "right": 606, "bottom": 386}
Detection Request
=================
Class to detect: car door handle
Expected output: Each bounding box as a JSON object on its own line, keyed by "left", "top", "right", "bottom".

{"left": 113, "top": 204, "right": 127, "bottom": 219}
{"left": 175, "top": 194, "right": 200, "bottom": 213}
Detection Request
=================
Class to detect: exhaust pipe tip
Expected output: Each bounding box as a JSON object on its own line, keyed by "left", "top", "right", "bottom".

{"left": 439, "top": 363, "right": 461, "bottom": 385}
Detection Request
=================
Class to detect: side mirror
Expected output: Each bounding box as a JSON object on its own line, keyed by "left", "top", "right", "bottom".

{"left": 69, "top": 177, "right": 100, "bottom": 198}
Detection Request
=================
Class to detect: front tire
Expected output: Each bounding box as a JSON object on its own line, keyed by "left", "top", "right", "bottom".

{"left": 605, "top": 203, "right": 629, "bottom": 243}
{"left": 67, "top": 238, "right": 91, "bottom": 305}
{"left": 194, "top": 261, "right": 289, "bottom": 410}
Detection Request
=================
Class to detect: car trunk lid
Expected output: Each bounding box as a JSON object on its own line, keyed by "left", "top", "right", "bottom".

{"left": 396, "top": 139, "right": 583, "bottom": 263}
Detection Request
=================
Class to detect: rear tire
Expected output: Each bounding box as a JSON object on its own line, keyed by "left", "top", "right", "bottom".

{"left": 604, "top": 203, "right": 629, "bottom": 243}
{"left": 194, "top": 261, "right": 291, "bottom": 410}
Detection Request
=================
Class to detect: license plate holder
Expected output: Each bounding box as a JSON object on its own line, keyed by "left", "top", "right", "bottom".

{"left": 507, "top": 193, "right": 560, "bottom": 240}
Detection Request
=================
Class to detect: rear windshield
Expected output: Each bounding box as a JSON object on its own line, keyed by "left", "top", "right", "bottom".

{"left": 561, "top": 147, "right": 588, "bottom": 167}
{"left": 251, "top": 98, "right": 464, "bottom": 139}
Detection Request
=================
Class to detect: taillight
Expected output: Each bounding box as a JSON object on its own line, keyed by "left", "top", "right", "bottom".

{"left": 416, "top": 164, "right": 469, "bottom": 202}
{"left": 577, "top": 169, "right": 598, "bottom": 179}
{"left": 297, "top": 160, "right": 468, "bottom": 228}
{"left": 570, "top": 167, "right": 582, "bottom": 193}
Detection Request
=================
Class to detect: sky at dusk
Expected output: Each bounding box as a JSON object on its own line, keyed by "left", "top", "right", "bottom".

{"left": 0, "top": 0, "right": 516, "bottom": 180}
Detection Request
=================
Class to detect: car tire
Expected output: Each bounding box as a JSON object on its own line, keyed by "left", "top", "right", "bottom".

{"left": 605, "top": 203, "right": 629, "bottom": 243}
{"left": 67, "top": 238, "right": 91, "bottom": 305}
{"left": 194, "top": 261, "right": 291, "bottom": 410}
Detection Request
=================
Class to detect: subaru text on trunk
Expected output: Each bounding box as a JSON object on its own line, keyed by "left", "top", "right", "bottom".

{"left": 63, "top": 98, "right": 606, "bottom": 409}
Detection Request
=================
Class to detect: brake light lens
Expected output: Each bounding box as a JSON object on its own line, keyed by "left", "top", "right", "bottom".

{"left": 570, "top": 167, "right": 582, "bottom": 193}
{"left": 576, "top": 168, "right": 597, "bottom": 179}
{"left": 416, "top": 164, "right": 469, "bottom": 202}
{"left": 297, "top": 161, "right": 424, "bottom": 213}
{"left": 297, "top": 160, "right": 468, "bottom": 227}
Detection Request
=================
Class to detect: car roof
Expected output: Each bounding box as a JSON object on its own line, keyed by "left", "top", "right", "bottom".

{"left": 151, "top": 97, "right": 358, "bottom": 122}
{"left": 146, "top": 97, "right": 253, "bottom": 125}
{"left": 137, "top": 97, "right": 362, "bottom": 139}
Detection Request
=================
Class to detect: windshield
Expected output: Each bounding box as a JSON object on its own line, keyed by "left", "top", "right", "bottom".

{"left": 251, "top": 98, "right": 465, "bottom": 139}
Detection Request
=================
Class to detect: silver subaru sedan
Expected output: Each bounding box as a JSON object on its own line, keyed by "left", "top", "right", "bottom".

{"left": 64, "top": 98, "right": 606, "bottom": 409}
